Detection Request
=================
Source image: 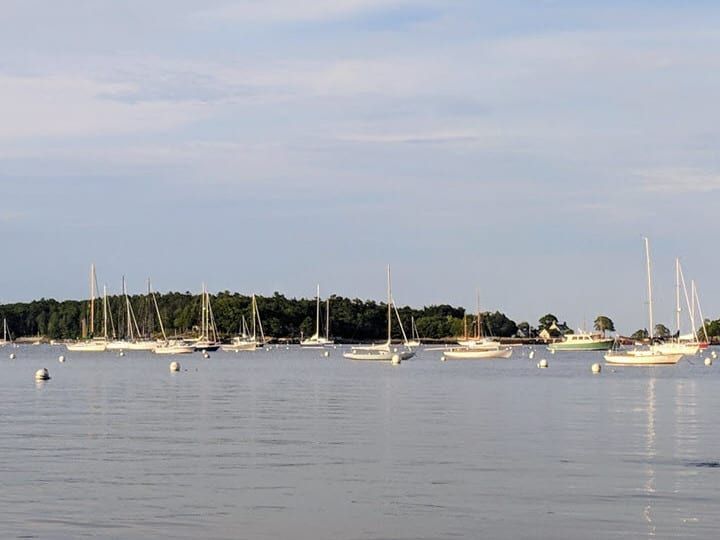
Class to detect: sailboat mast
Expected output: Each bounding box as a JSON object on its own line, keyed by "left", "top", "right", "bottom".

{"left": 675, "top": 258, "right": 681, "bottom": 338}
{"left": 90, "top": 263, "right": 96, "bottom": 336}
{"left": 103, "top": 285, "right": 108, "bottom": 339}
{"left": 693, "top": 281, "right": 708, "bottom": 342}
{"left": 476, "top": 289, "right": 481, "bottom": 339}
{"left": 251, "top": 294, "right": 257, "bottom": 341}
{"left": 325, "top": 298, "right": 330, "bottom": 341}
{"left": 645, "top": 237, "right": 654, "bottom": 340}
{"left": 315, "top": 284, "right": 320, "bottom": 338}
{"left": 387, "top": 266, "right": 392, "bottom": 344}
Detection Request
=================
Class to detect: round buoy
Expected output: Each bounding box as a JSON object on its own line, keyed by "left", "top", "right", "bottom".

{"left": 538, "top": 358, "right": 548, "bottom": 368}
{"left": 391, "top": 354, "right": 401, "bottom": 365}
{"left": 58, "top": 355, "right": 65, "bottom": 363}
{"left": 323, "top": 350, "right": 330, "bottom": 357}
{"left": 203, "top": 352, "right": 210, "bottom": 359}
{"left": 712, "top": 351, "right": 717, "bottom": 359}
{"left": 169, "top": 361, "right": 180, "bottom": 372}
{"left": 441, "top": 355, "right": 446, "bottom": 362}
{"left": 9, "top": 353, "right": 16, "bottom": 359}
{"left": 591, "top": 363, "right": 602, "bottom": 374}
{"left": 704, "top": 357, "right": 712, "bottom": 366}
{"left": 550, "top": 349, "right": 555, "bottom": 355}
{"left": 35, "top": 368, "right": 50, "bottom": 381}
{"left": 119, "top": 351, "right": 125, "bottom": 357}
{"left": 529, "top": 351, "right": 535, "bottom": 360}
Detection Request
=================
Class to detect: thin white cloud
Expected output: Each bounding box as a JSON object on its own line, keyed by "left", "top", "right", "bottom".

{"left": 638, "top": 168, "right": 720, "bottom": 194}
{"left": 0, "top": 75, "right": 212, "bottom": 138}
{"left": 194, "top": 0, "right": 420, "bottom": 23}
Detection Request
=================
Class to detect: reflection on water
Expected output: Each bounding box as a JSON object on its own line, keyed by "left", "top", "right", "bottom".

{"left": 0, "top": 346, "right": 719, "bottom": 539}
{"left": 644, "top": 378, "right": 656, "bottom": 537}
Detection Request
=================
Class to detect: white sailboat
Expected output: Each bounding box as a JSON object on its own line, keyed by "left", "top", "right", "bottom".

{"left": 655, "top": 259, "right": 700, "bottom": 356}
{"left": 456, "top": 291, "right": 500, "bottom": 350}
{"left": 343, "top": 266, "right": 416, "bottom": 362}
{"left": 151, "top": 285, "right": 194, "bottom": 355}
{"left": 300, "top": 285, "right": 334, "bottom": 347}
{"left": 0, "top": 318, "right": 12, "bottom": 346}
{"left": 193, "top": 284, "right": 220, "bottom": 352}
{"left": 447, "top": 291, "right": 510, "bottom": 358}
{"left": 605, "top": 238, "right": 683, "bottom": 366}
{"left": 106, "top": 277, "right": 157, "bottom": 351}
{"left": 221, "top": 294, "right": 267, "bottom": 352}
{"left": 66, "top": 264, "right": 109, "bottom": 352}
{"left": 405, "top": 316, "right": 421, "bottom": 348}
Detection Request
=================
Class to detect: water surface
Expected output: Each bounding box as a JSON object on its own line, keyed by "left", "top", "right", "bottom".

{"left": 1, "top": 345, "right": 718, "bottom": 539}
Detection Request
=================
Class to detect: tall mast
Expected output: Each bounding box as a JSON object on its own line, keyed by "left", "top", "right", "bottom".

{"left": 90, "top": 263, "right": 96, "bottom": 336}
{"left": 315, "top": 284, "right": 321, "bottom": 338}
{"left": 124, "top": 276, "right": 132, "bottom": 339}
{"left": 325, "top": 298, "right": 330, "bottom": 341}
{"left": 476, "top": 289, "right": 481, "bottom": 339}
{"left": 675, "top": 258, "right": 681, "bottom": 339}
{"left": 103, "top": 284, "right": 108, "bottom": 340}
{"left": 251, "top": 294, "right": 257, "bottom": 341}
{"left": 693, "top": 281, "right": 708, "bottom": 342}
{"left": 645, "top": 237, "right": 654, "bottom": 340}
{"left": 151, "top": 286, "right": 168, "bottom": 343}
{"left": 387, "top": 265, "right": 392, "bottom": 344}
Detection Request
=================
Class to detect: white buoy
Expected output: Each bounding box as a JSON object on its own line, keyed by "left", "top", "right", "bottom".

{"left": 591, "top": 363, "right": 602, "bottom": 374}
{"left": 550, "top": 349, "right": 555, "bottom": 355}
{"left": 391, "top": 354, "right": 401, "bottom": 365}
{"left": 529, "top": 350, "right": 535, "bottom": 360}
{"left": 704, "top": 357, "right": 712, "bottom": 366}
{"left": 58, "top": 355, "right": 65, "bottom": 363}
{"left": 35, "top": 368, "right": 50, "bottom": 381}
{"left": 323, "top": 351, "right": 330, "bottom": 357}
{"left": 712, "top": 351, "right": 717, "bottom": 359}
{"left": 9, "top": 353, "right": 16, "bottom": 359}
{"left": 169, "top": 361, "right": 180, "bottom": 372}
{"left": 119, "top": 351, "right": 125, "bottom": 357}
{"left": 203, "top": 352, "right": 210, "bottom": 359}
{"left": 441, "top": 355, "right": 446, "bottom": 362}
{"left": 538, "top": 358, "right": 548, "bottom": 368}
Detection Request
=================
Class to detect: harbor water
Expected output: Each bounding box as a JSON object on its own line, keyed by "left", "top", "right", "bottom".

{"left": 1, "top": 345, "right": 719, "bottom": 539}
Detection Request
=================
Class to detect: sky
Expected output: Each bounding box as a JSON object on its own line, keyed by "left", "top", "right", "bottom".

{"left": 0, "top": 0, "right": 719, "bottom": 333}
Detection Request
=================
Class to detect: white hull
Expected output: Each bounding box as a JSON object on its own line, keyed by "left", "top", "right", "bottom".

{"left": 300, "top": 338, "right": 335, "bottom": 347}
{"left": 405, "top": 340, "right": 421, "bottom": 348}
{"left": 343, "top": 349, "right": 416, "bottom": 361}
{"left": 153, "top": 344, "right": 194, "bottom": 355}
{"left": 66, "top": 341, "right": 107, "bottom": 352}
{"left": 655, "top": 342, "right": 700, "bottom": 356}
{"left": 221, "top": 343, "right": 257, "bottom": 352}
{"left": 444, "top": 347, "right": 513, "bottom": 359}
{"left": 604, "top": 350, "right": 683, "bottom": 365}
{"left": 456, "top": 339, "right": 501, "bottom": 350}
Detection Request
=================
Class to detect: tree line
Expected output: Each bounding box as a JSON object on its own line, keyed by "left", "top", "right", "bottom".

{"left": 0, "top": 291, "right": 517, "bottom": 341}
{"left": 8, "top": 291, "right": 709, "bottom": 342}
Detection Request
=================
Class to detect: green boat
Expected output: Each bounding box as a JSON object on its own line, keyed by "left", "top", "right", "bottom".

{"left": 548, "top": 332, "right": 615, "bottom": 351}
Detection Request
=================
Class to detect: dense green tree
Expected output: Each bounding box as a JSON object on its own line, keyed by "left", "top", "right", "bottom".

{"left": 593, "top": 315, "right": 615, "bottom": 336}
{"left": 631, "top": 328, "right": 649, "bottom": 340}
{"left": 538, "top": 314, "right": 559, "bottom": 331}
{"left": 654, "top": 324, "right": 671, "bottom": 338}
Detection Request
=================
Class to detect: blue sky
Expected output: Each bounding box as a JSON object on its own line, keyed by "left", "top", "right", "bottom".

{"left": 1, "top": 0, "right": 719, "bottom": 333}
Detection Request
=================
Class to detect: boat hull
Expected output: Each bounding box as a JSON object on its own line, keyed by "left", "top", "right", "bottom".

{"left": 343, "top": 349, "right": 416, "bottom": 361}
{"left": 604, "top": 351, "right": 683, "bottom": 365}
{"left": 66, "top": 341, "right": 107, "bottom": 352}
{"left": 548, "top": 339, "right": 614, "bottom": 352}
{"left": 655, "top": 342, "right": 700, "bottom": 356}
{"left": 221, "top": 343, "right": 257, "bottom": 352}
{"left": 444, "top": 347, "right": 513, "bottom": 359}
{"left": 153, "top": 345, "right": 194, "bottom": 355}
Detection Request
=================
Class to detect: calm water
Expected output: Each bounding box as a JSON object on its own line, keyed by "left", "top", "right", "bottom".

{"left": 1, "top": 345, "right": 719, "bottom": 539}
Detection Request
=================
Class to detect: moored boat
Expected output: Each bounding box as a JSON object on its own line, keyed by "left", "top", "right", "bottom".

{"left": 548, "top": 332, "right": 615, "bottom": 352}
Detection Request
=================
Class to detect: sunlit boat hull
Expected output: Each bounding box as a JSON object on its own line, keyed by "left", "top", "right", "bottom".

{"left": 343, "top": 349, "right": 415, "bottom": 361}
{"left": 444, "top": 347, "right": 513, "bottom": 359}
{"left": 604, "top": 350, "right": 683, "bottom": 365}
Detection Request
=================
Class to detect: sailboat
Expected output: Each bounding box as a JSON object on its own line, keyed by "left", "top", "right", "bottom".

{"left": 404, "top": 316, "right": 421, "bottom": 348}
{"left": 106, "top": 277, "right": 157, "bottom": 351}
{"left": 67, "top": 264, "right": 109, "bottom": 352}
{"left": 192, "top": 284, "right": 220, "bottom": 352}
{"left": 300, "top": 285, "right": 334, "bottom": 346}
{"left": 605, "top": 238, "right": 683, "bottom": 366}
{"left": 343, "top": 266, "right": 415, "bottom": 361}
{"left": 221, "top": 294, "right": 267, "bottom": 352}
{"left": 151, "top": 284, "right": 194, "bottom": 355}
{"left": 0, "top": 318, "right": 11, "bottom": 346}
{"left": 456, "top": 291, "right": 501, "bottom": 350}
{"left": 655, "top": 259, "right": 700, "bottom": 356}
{"left": 445, "top": 291, "right": 511, "bottom": 359}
